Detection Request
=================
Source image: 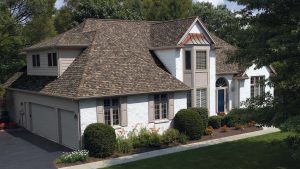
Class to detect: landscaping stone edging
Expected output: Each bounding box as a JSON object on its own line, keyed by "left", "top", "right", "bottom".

{"left": 59, "top": 127, "right": 280, "bottom": 169}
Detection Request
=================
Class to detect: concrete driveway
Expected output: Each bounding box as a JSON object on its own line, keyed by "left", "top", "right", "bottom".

{"left": 0, "top": 129, "right": 71, "bottom": 169}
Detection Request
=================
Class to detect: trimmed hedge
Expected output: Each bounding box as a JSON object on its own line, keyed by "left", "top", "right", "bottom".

{"left": 83, "top": 123, "right": 116, "bottom": 158}
{"left": 208, "top": 116, "right": 222, "bottom": 129}
{"left": 174, "top": 109, "right": 204, "bottom": 140}
{"left": 188, "top": 107, "right": 208, "bottom": 129}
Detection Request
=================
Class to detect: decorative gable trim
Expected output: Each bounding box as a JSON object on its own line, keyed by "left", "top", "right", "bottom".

{"left": 177, "top": 17, "right": 216, "bottom": 46}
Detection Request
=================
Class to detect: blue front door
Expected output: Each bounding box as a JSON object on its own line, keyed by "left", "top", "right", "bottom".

{"left": 218, "top": 89, "right": 225, "bottom": 112}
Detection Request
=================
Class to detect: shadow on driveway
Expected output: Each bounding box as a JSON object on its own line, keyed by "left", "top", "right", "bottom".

{"left": 0, "top": 129, "right": 71, "bottom": 169}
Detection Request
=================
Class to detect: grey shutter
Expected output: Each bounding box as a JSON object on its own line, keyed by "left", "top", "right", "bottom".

{"left": 120, "top": 97, "right": 128, "bottom": 126}
{"left": 148, "top": 95, "right": 155, "bottom": 123}
{"left": 168, "top": 93, "right": 174, "bottom": 120}
{"left": 96, "top": 99, "right": 104, "bottom": 123}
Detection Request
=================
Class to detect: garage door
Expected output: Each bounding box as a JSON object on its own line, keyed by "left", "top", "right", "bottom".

{"left": 31, "top": 104, "right": 59, "bottom": 143}
{"left": 60, "top": 110, "right": 79, "bottom": 149}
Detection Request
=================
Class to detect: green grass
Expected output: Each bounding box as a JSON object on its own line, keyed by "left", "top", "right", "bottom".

{"left": 104, "top": 132, "right": 300, "bottom": 169}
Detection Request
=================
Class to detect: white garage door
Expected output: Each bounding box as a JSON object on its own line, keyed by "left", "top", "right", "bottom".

{"left": 60, "top": 110, "right": 79, "bottom": 149}
{"left": 31, "top": 104, "right": 59, "bottom": 142}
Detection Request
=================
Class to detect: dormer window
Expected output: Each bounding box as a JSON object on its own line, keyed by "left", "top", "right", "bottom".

{"left": 32, "top": 54, "right": 40, "bottom": 67}
{"left": 196, "top": 51, "right": 207, "bottom": 70}
{"left": 48, "top": 53, "right": 57, "bottom": 67}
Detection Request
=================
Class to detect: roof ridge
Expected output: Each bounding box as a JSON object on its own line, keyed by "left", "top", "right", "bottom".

{"left": 84, "top": 18, "right": 159, "bottom": 23}
{"left": 150, "top": 16, "right": 198, "bottom": 25}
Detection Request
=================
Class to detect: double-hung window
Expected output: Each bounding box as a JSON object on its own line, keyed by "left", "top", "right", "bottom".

{"left": 196, "top": 88, "right": 207, "bottom": 108}
{"left": 104, "top": 98, "right": 120, "bottom": 126}
{"left": 251, "top": 76, "right": 265, "bottom": 98}
{"left": 154, "top": 94, "right": 168, "bottom": 120}
{"left": 32, "top": 54, "right": 40, "bottom": 67}
{"left": 48, "top": 53, "right": 57, "bottom": 66}
{"left": 196, "top": 51, "right": 207, "bottom": 70}
{"left": 185, "top": 50, "right": 191, "bottom": 70}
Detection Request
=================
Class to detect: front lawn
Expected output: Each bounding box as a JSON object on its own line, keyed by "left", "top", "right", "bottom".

{"left": 104, "top": 132, "right": 300, "bottom": 169}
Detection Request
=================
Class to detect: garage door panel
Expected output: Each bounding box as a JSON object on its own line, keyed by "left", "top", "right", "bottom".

{"left": 31, "top": 104, "right": 59, "bottom": 142}
{"left": 60, "top": 110, "right": 79, "bottom": 149}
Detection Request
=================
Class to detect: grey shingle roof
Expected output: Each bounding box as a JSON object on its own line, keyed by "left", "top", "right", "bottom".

{"left": 7, "top": 17, "right": 243, "bottom": 98}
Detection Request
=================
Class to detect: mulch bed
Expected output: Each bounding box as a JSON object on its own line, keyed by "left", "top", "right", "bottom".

{"left": 56, "top": 126, "right": 262, "bottom": 168}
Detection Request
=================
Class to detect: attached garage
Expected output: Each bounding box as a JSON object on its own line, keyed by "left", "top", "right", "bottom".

{"left": 6, "top": 90, "right": 80, "bottom": 150}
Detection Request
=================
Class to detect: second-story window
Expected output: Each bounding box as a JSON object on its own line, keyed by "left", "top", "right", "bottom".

{"left": 48, "top": 53, "right": 57, "bottom": 66}
{"left": 32, "top": 54, "right": 40, "bottom": 67}
{"left": 196, "top": 51, "right": 207, "bottom": 70}
{"left": 185, "top": 50, "right": 191, "bottom": 70}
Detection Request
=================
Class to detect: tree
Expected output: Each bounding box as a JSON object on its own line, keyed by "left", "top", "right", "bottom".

{"left": 228, "top": 0, "right": 300, "bottom": 131}
{"left": 192, "top": 2, "right": 241, "bottom": 45}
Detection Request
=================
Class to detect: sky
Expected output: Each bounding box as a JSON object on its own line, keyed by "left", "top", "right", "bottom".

{"left": 55, "top": 0, "right": 244, "bottom": 11}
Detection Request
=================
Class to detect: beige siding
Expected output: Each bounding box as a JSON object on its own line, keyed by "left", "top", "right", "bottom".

{"left": 27, "top": 50, "right": 58, "bottom": 76}
{"left": 59, "top": 49, "right": 82, "bottom": 75}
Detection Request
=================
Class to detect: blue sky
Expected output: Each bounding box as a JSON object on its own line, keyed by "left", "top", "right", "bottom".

{"left": 55, "top": 0, "right": 244, "bottom": 11}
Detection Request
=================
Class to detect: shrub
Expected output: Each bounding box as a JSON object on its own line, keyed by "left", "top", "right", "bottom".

{"left": 162, "top": 128, "right": 180, "bottom": 145}
{"left": 178, "top": 133, "right": 189, "bottom": 144}
{"left": 205, "top": 126, "right": 214, "bottom": 135}
{"left": 247, "top": 121, "right": 256, "bottom": 127}
{"left": 0, "top": 85, "right": 5, "bottom": 97}
{"left": 280, "top": 115, "right": 300, "bottom": 133}
{"left": 174, "top": 109, "right": 204, "bottom": 140}
{"left": 234, "top": 124, "right": 245, "bottom": 130}
{"left": 128, "top": 127, "right": 162, "bottom": 148}
{"left": 208, "top": 116, "right": 222, "bottom": 129}
{"left": 221, "top": 115, "right": 239, "bottom": 127}
{"left": 57, "top": 150, "right": 89, "bottom": 164}
{"left": 115, "top": 137, "right": 133, "bottom": 154}
{"left": 220, "top": 125, "right": 228, "bottom": 132}
{"left": 188, "top": 107, "right": 209, "bottom": 129}
{"left": 136, "top": 128, "right": 152, "bottom": 147}
{"left": 217, "top": 112, "right": 226, "bottom": 116}
{"left": 149, "top": 132, "right": 162, "bottom": 147}
{"left": 83, "top": 123, "right": 116, "bottom": 158}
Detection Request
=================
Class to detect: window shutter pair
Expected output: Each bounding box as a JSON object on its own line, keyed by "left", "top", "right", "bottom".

{"left": 96, "top": 97, "right": 128, "bottom": 126}
{"left": 148, "top": 93, "right": 174, "bottom": 122}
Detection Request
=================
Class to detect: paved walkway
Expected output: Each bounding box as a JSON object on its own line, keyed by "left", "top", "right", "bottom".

{"left": 61, "top": 127, "right": 280, "bottom": 169}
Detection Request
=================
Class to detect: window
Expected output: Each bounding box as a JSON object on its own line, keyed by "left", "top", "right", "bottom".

{"left": 196, "top": 51, "right": 207, "bottom": 70}
{"left": 196, "top": 88, "right": 207, "bottom": 108}
{"left": 187, "top": 91, "right": 192, "bottom": 108}
{"left": 154, "top": 94, "right": 168, "bottom": 120}
{"left": 185, "top": 50, "right": 191, "bottom": 70}
{"left": 104, "top": 98, "right": 120, "bottom": 126}
{"left": 48, "top": 53, "right": 57, "bottom": 66}
{"left": 251, "top": 76, "right": 265, "bottom": 98}
{"left": 32, "top": 54, "right": 40, "bottom": 67}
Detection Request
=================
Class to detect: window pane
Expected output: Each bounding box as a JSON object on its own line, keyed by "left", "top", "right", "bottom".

{"left": 32, "top": 55, "right": 36, "bottom": 67}
{"left": 161, "top": 94, "right": 168, "bottom": 119}
{"left": 36, "top": 55, "right": 40, "bottom": 67}
{"left": 196, "top": 51, "right": 206, "bottom": 69}
{"left": 104, "top": 99, "right": 110, "bottom": 107}
{"left": 251, "top": 77, "right": 254, "bottom": 84}
{"left": 53, "top": 53, "right": 57, "bottom": 66}
{"left": 187, "top": 91, "right": 192, "bottom": 108}
{"left": 112, "top": 98, "right": 119, "bottom": 106}
{"left": 196, "top": 89, "right": 207, "bottom": 107}
{"left": 251, "top": 86, "right": 255, "bottom": 98}
{"left": 185, "top": 51, "right": 191, "bottom": 70}
{"left": 48, "top": 53, "right": 52, "bottom": 66}
{"left": 112, "top": 107, "right": 119, "bottom": 125}
{"left": 104, "top": 108, "right": 111, "bottom": 125}
{"left": 154, "top": 95, "right": 160, "bottom": 120}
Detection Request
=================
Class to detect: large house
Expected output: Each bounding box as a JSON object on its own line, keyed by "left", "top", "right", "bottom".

{"left": 4, "top": 17, "right": 275, "bottom": 149}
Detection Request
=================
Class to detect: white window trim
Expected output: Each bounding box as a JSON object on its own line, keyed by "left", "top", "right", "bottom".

{"left": 250, "top": 76, "right": 265, "bottom": 98}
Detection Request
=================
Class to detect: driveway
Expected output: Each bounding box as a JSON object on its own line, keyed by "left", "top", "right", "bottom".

{"left": 0, "top": 129, "right": 71, "bottom": 169}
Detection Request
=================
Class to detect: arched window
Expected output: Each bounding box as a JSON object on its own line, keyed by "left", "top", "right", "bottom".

{"left": 216, "top": 77, "right": 228, "bottom": 87}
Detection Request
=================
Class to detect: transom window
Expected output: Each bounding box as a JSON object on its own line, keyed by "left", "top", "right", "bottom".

{"left": 48, "top": 53, "right": 57, "bottom": 66}
{"left": 196, "top": 88, "right": 207, "bottom": 108}
{"left": 251, "top": 76, "right": 265, "bottom": 98}
{"left": 32, "top": 54, "right": 40, "bottom": 67}
{"left": 185, "top": 50, "right": 191, "bottom": 70}
{"left": 104, "top": 98, "right": 120, "bottom": 126}
{"left": 154, "top": 94, "right": 168, "bottom": 120}
{"left": 196, "top": 51, "right": 207, "bottom": 70}
{"left": 216, "top": 77, "right": 228, "bottom": 87}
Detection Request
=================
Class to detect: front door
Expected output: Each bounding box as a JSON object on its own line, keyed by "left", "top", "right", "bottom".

{"left": 217, "top": 89, "right": 225, "bottom": 112}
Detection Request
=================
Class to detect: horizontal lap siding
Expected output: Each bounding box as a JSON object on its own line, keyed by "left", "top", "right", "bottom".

{"left": 27, "top": 50, "right": 58, "bottom": 76}
{"left": 59, "top": 49, "right": 82, "bottom": 75}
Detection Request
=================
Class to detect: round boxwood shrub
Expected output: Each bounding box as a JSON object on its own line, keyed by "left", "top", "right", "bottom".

{"left": 188, "top": 107, "right": 208, "bottom": 129}
{"left": 173, "top": 109, "right": 204, "bottom": 140}
{"left": 208, "top": 116, "right": 222, "bottom": 129}
{"left": 83, "top": 123, "right": 116, "bottom": 158}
